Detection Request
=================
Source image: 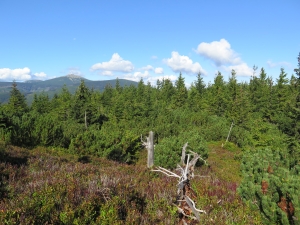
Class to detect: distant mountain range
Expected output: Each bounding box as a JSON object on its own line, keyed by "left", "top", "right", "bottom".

{"left": 0, "top": 74, "right": 138, "bottom": 103}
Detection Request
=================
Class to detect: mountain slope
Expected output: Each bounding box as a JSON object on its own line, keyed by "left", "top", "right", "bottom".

{"left": 0, "top": 75, "right": 138, "bottom": 103}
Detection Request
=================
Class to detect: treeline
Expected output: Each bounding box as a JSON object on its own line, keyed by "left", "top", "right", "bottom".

{"left": 0, "top": 54, "right": 300, "bottom": 223}
{"left": 0, "top": 67, "right": 299, "bottom": 156}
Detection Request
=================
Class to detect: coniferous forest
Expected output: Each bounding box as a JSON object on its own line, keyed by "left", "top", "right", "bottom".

{"left": 0, "top": 54, "right": 299, "bottom": 224}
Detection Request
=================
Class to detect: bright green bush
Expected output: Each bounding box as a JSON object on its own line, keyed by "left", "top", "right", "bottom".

{"left": 68, "top": 123, "right": 141, "bottom": 164}
{"left": 199, "top": 115, "right": 230, "bottom": 142}
{"left": 154, "top": 129, "right": 208, "bottom": 169}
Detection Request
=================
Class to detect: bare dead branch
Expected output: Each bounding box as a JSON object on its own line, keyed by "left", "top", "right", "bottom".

{"left": 181, "top": 142, "right": 188, "bottom": 165}
{"left": 172, "top": 203, "right": 198, "bottom": 221}
{"left": 152, "top": 142, "right": 207, "bottom": 224}
{"left": 185, "top": 195, "right": 206, "bottom": 214}
{"left": 151, "top": 167, "right": 181, "bottom": 179}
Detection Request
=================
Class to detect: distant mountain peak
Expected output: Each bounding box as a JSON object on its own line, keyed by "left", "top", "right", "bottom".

{"left": 65, "top": 74, "right": 84, "bottom": 79}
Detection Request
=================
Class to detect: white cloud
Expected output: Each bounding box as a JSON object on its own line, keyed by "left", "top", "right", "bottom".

{"left": 164, "top": 51, "right": 206, "bottom": 75}
{"left": 123, "top": 71, "right": 150, "bottom": 82}
{"left": 0, "top": 67, "right": 32, "bottom": 81}
{"left": 133, "top": 71, "right": 150, "bottom": 78}
{"left": 34, "top": 72, "right": 47, "bottom": 78}
{"left": 139, "top": 65, "right": 154, "bottom": 71}
{"left": 102, "top": 71, "right": 113, "bottom": 76}
{"left": 150, "top": 75, "right": 177, "bottom": 82}
{"left": 122, "top": 72, "right": 176, "bottom": 85}
{"left": 223, "top": 63, "right": 253, "bottom": 77}
{"left": 91, "top": 53, "right": 134, "bottom": 73}
{"left": 154, "top": 67, "right": 164, "bottom": 74}
{"left": 151, "top": 55, "right": 158, "bottom": 60}
{"left": 67, "top": 67, "right": 82, "bottom": 76}
{"left": 196, "top": 39, "right": 255, "bottom": 76}
{"left": 196, "top": 39, "right": 241, "bottom": 66}
{"left": 147, "top": 75, "right": 177, "bottom": 85}
{"left": 267, "top": 60, "right": 291, "bottom": 68}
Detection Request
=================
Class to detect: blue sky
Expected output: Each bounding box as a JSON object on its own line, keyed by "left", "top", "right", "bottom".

{"left": 0, "top": 0, "right": 299, "bottom": 86}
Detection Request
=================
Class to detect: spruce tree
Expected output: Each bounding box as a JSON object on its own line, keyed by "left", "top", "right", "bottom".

{"left": 72, "top": 80, "right": 91, "bottom": 124}
{"left": 194, "top": 72, "right": 205, "bottom": 96}
{"left": 173, "top": 72, "right": 188, "bottom": 108}
{"left": 210, "top": 71, "right": 227, "bottom": 116}
{"left": 294, "top": 52, "right": 300, "bottom": 80}
{"left": 31, "top": 92, "right": 50, "bottom": 114}
{"left": 7, "top": 81, "right": 28, "bottom": 117}
{"left": 159, "top": 78, "right": 175, "bottom": 107}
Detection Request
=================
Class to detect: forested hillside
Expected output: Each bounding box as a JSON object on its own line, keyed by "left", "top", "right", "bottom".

{"left": 0, "top": 74, "right": 137, "bottom": 103}
{"left": 0, "top": 54, "right": 299, "bottom": 224}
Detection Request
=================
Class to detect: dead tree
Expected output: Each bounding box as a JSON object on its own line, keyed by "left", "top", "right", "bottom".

{"left": 152, "top": 143, "right": 206, "bottom": 224}
{"left": 141, "top": 131, "right": 154, "bottom": 168}
{"left": 222, "top": 121, "right": 234, "bottom": 147}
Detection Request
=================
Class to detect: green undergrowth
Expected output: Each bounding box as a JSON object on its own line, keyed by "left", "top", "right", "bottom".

{"left": 0, "top": 145, "right": 262, "bottom": 224}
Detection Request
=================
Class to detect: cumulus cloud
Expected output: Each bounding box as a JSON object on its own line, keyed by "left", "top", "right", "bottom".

{"left": 91, "top": 53, "right": 134, "bottom": 73}
{"left": 196, "top": 39, "right": 241, "bottom": 66}
{"left": 33, "top": 72, "right": 47, "bottom": 78}
{"left": 223, "top": 63, "right": 253, "bottom": 77}
{"left": 133, "top": 71, "right": 150, "bottom": 78}
{"left": 0, "top": 67, "right": 48, "bottom": 81}
{"left": 67, "top": 67, "right": 82, "bottom": 76}
{"left": 0, "top": 67, "right": 32, "bottom": 81}
{"left": 267, "top": 60, "right": 291, "bottom": 68}
{"left": 139, "top": 65, "right": 154, "bottom": 71}
{"left": 196, "top": 39, "right": 254, "bottom": 76}
{"left": 102, "top": 71, "right": 113, "bottom": 76}
{"left": 154, "top": 67, "right": 164, "bottom": 74}
{"left": 164, "top": 51, "right": 206, "bottom": 75}
{"left": 123, "top": 71, "right": 150, "bottom": 82}
{"left": 122, "top": 71, "right": 176, "bottom": 85}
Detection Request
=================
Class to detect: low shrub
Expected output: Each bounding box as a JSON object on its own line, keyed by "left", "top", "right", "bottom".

{"left": 154, "top": 129, "right": 208, "bottom": 169}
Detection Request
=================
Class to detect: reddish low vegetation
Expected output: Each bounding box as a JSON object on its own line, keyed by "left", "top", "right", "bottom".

{"left": 0, "top": 144, "right": 262, "bottom": 224}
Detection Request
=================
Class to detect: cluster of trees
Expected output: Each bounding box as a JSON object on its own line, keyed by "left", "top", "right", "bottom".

{"left": 0, "top": 53, "right": 299, "bottom": 223}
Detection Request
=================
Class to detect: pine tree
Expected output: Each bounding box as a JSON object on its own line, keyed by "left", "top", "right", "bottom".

{"left": 54, "top": 85, "right": 72, "bottom": 121}
{"left": 31, "top": 92, "right": 50, "bottom": 114}
{"left": 173, "top": 72, "right": 188, "bottom": 108}
{"left": 72, "top": 80, "right": 91, "bottom": 124}
{"left": 115, "top": 77, "right": 123, "bottom": 94}
{"left": 159, "top": 78, "right": 175, "bottom": 107}
{"left": 294, "top": 52, "right": 300, "bottom": 80}
{"left": 209, "top": 71, "right": 227, "bottom": 116}
{"left": 238, "top": 147, "right": 300, "bottom": 224}
{"left": 7, "top": 81, "right": 28, "bottom": 117}
{"left": 249, "top": 68, "right": 271, "bottom": 118}
{"left": 194, "top": 72, "right": 205, "bottom": 96}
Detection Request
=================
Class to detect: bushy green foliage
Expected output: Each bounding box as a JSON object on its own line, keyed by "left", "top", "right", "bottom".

{"left": 68, "top": 123, "right": 141, "bottom": 163}
{"left": 238, "top": 147, "right": 300, "bottom": 224}
{"left": 154, "top": 129, "right": 208, "bottom": 169}
{"left": 199, "top": 115, "right": 230, "bottom": 142}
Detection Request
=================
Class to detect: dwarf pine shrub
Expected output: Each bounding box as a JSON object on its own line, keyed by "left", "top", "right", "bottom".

{"left": 154, "top": 129, "right": 208, "bottom": 169}
{"left": 238, "top": 147, "right": 300, "bottom": 224}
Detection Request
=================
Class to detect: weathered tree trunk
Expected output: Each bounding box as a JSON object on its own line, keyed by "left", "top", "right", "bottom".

{"left": 225, "top": 121, "right": 234, "bottom": 143}
{"left": 152, "top": 144, "right": 207, "bottom": 224}
{"left": 147, "top": 131, "right": 154, "bottom": 168}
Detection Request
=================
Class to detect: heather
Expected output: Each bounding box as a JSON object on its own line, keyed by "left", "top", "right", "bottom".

{"left": 0, "top": 144, "right": 261, "bottom": 224}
